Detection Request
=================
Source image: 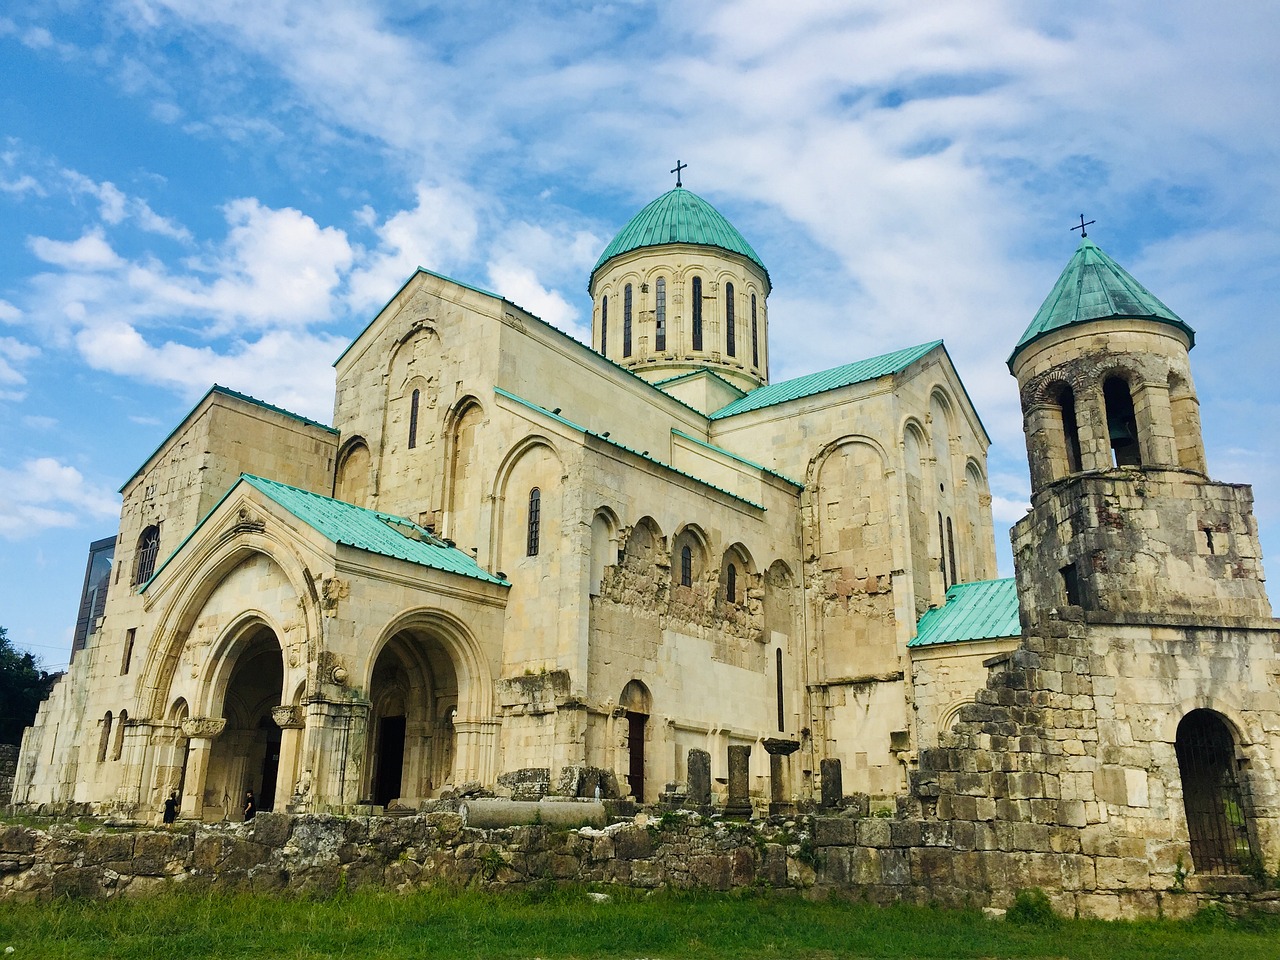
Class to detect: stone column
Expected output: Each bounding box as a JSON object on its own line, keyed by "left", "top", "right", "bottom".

{"left": 763, "top": 738, "right": 800, "bottom": 816}
{"left": 303, "top": 698, "right": 369, "bottom": 811}
{"left": 178, "top": 717, "right": 226, "bottom": 819}
{"left": 723, "top": 744, "right": 752, "bottom": 819}
{"left": 820, "top": 757, "right": 844, "bottom": 809}
{"left": 687, "top": 748, "right": 712, "bottom": 811}
{"left": 271, "top": 705, "right": 305, "bottom": 811}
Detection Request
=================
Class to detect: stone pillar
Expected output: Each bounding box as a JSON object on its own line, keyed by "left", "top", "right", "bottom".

{"left": 178, "top": 717, "right": 226, "bottom": 820}
{"left": 723, "top": 744, "right": 752, "bottom": 819}
{"left": 271, "top": 706, "right": 305, "bottom": 811}
{"left": 687, "top": 748, "right": 711, "bottom": 810}
{"left": 763, "top": 738, "right": 800, "bottom": 816}
{"left": 820, "top": 757, "right": 843, "bottom": 809}
{"left": 303, "top": 698, "right": 369, "bottom": 811}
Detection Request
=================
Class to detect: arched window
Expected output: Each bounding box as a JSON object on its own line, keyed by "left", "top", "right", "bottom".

{"left": 1176, "top": 710, "right": 1257, "bottom": 874}
{"left": 113, "top": 709, "right": 128, "bottom": 761}
{"left": 751, "top": 294, "right": 759, "bottom": 367}
{"left": 600, "top": 296, "right": 608, "bottom": 358}
{"left": 655, "top": 278, "right": 666, "bottom": 351}
{"left": 98, "top": 712, "right": 113, "bottom": 763}
{"left": 681, "top": 545, "right": 693, "bottom": 587}
{"left": 725, "top": 281, "right": 736, "bottom": 356}
{"left": 946, "top": 517, "right": 957, "bottom": 586}
{"left": 691, "top": 276, "right": 703, "bottom": 350}
{"left": 623, "top": 283, "right": 633, "bottom": 357}
{"left": 408, "top": 388, "right": 420, "bottom": 449}
{"left": 726, "top": 562, "right": 737, "bottom": 603}
{"left": 1104, "top": 376, "right": 1141, "bottom": 467}
{"left": 133, "top": 525, "right": 160, "bottom": 586}
{"left": 1055, "top": 383, "right": 1082, "bottom": 473}
{"left": 526, "top": 488, "right": 541, "bottom": 557}
{"left": 938, "top": 513, "right": 948, "bottom": 589}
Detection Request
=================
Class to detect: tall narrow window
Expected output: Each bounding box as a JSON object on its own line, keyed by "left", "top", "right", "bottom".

{"left": 121, "top": 628, "right": 135, "bottom": 675}
{"left": 408, "top": 389, "right": 420, "bottom": 449}
{"left": 727, "top": 562, "right": 737, "bottom": 603}
{"left": 526, "top": 488, "right": 541, "bottom": 557}
{"left": 113, "top": 709, "right": 128, "bottom": 761}
{"left": 691, "top": 276, "right": 703, "bottom": 350}
{"left": 681, "top": 545, "right": 693, "bottom": 587}
{"left": 751, "top": 294, "right": 759, "bottom": 367}
{"left": 1056, "top": 384, "right": 1082, "bottom": 473}
{"left": 725, "top": 281, "right": 736, "bottom": 356}
{"left": 98, "top": 712, "right": 113, "bottom": 762}
{"left": 938, "top": 513, "right": 949, "bottom": 589}
{"left": 133, "top": 525, "right": 160, "bottom": 586}
{"left": 600, "top": 296, "right": 608, "bottom": 358}
{"left": 776, "top": 648, "right": 785, "bottom": 732}
{"left": 655, "top": 278, "right": 666, "bottom": 351}
{"left": 623, "top": 283, "right": 633, "bottom": 357}
{"left": 1061, "top": 563, "right": 1080, "bottom": 606}
{"left": 946, "top": 517, "right": 957, "bottom": 586}
{"left": 1104, "top": 376, "right": 1141, "bottom": 467}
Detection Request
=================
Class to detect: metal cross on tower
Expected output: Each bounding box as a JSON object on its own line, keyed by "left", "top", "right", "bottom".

{"left": 670, "top": 160, "right": 687, "bottom": 188}
{"left": 1071, "top": 214, "right": 1096, "bottom": 238}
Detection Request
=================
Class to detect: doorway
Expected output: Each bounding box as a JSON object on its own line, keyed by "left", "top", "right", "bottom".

{"left": 374, "top": 715, "right": 407, "bottom": 806}
{"left": 1176, "top": 710, "right": 1257, "bottom": 874}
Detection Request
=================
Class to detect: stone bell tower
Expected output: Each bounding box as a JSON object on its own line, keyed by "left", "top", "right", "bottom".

{"left": 1007, "top": 236, "right": 1270, "bottom": 628}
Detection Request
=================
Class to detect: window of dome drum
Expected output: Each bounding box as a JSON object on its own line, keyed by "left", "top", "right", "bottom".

{"left": 526, "top": 488, "right": 541, "bottom": 557}
{"left": 408, "top": 388, "right": 420, "bottom": 449}
{"left": 751, "top": 294, "right": 758, "bottom": 367}
{"left": 725, "top": 282, "right": 735, "bottom": 356}
{"left": 655, "top": 278, "right": 666, "bottom": 351}
{"left": 691, "top": 276, "right": 703, "bottom": 350}
{"left": 623, "top": 283, "right": 633, "bottom": 357}
{"left": 600, "top": 296, "right": 607, "bottom": 357}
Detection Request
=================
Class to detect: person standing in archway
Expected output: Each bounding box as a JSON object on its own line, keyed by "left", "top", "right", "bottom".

{"left": 243, "top": 789, "right": 256, "bottom": 821}
{"left": 162, "top": 791, "right": 179, "bottom": 825}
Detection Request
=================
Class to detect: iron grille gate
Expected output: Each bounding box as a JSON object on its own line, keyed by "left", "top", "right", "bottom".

{"left": 1176, "top": 710, "right": 1256, "bottom": 875}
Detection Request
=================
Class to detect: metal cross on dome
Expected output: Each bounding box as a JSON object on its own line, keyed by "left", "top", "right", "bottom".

{"left": 671, "top": 160, "right": 687, "bottom": 188}
{"left": 1071, "top": 214, "right": 1096, "bottom": 238}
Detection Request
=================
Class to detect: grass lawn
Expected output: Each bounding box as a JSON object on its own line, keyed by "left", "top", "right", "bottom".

{"left": 2, "top": 886, "right": 1278, "bottom": 960}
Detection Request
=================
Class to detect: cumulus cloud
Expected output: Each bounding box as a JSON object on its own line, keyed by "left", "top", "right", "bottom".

{"left": 0, "top": 457, "right": 120, "bottom": 540}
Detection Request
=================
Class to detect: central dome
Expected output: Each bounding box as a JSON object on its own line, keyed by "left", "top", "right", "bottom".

{"left": 590, "top": 187, "right": 769, "bottom": 291}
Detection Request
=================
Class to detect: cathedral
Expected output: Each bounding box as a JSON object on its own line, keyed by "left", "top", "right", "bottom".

{"left": 12, "top": 182, "right": 1280, "bottom": 881}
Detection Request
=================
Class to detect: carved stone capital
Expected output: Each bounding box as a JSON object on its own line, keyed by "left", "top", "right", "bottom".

{"left": 271, "top": 705, "right": 305, "bottom": 729}
{"left": 180, "top": 716, "right": 227, "bottom": 740}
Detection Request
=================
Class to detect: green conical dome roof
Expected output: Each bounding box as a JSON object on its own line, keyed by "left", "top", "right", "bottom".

{"left": 590, "top": 187, "right": 769, "bottom": 290}
{"left": 1009, "top": 238, "right": 1193, "bottom": 369}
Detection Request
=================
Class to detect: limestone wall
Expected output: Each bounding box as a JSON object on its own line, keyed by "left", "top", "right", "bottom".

{"left": 2, "top": 810, "right": 1273, "bottom": 918}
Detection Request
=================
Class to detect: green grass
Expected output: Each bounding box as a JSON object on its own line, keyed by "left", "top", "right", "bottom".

{"left": 1, "top": 886, "right": 1278, "bottom": 960}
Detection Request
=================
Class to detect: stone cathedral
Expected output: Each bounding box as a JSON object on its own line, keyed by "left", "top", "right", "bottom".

{"left": 13, "top": 184, "right": 1280, "bottom": 883}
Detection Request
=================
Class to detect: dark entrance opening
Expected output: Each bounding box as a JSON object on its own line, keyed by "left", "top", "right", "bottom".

{"left": 1176, "top": 710, "right": 1257, "bottom": 874}
{"left": 258, "top": 719, "right": 282, "bottom": 812}
{"left": 627, "top": 711, "right": 647, "bottom": 803}
{"left": 375, "top": 715, "right": 407, "bottom": 807}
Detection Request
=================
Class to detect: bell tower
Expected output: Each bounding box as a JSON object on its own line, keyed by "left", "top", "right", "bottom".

{"left": 1007, "top": 236, "right": 1270, "bottom": 627}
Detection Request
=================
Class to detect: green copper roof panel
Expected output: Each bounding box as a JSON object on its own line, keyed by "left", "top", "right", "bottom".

{"left": 1009, "top": 238, "right": 1194, "bottom": 367}
{"left": 243, "top": 475, "right": 508, "bottom": 584}
{"left": 590, "top": 187, "right": 768, "bottom": 288}
{"left": 909, "top": 578, "right": 1020, "bottom": 648}
{"left": 710, "top": 340, "right": 941, "bottom": 420}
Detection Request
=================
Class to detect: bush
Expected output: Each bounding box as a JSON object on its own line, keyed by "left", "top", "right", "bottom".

{"left": 1006, "top": 887, "right": 1059, "bottom": 927}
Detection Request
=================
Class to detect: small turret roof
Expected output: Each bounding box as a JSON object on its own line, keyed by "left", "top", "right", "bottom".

{"left": 590, "top": 187, "right": 769, "bottom": 291}
{"left": 1009, "top": 238, "right": 1194, "bottom": 369}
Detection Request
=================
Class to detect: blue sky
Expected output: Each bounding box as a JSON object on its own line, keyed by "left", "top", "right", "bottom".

{"left": 2, "top": 2, "right": 1278, "bottom": 670}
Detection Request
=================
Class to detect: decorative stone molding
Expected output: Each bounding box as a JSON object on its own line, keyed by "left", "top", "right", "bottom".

{"left": 180, "top": 716, "right": 226, "bottom": 739}
{"left": 271, "top": 705, "right": 305, "bottom": 729}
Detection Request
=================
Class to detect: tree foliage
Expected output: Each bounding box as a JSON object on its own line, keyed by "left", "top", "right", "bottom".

{"left": 0, "top": 625, "right": 58, "bottom": 745}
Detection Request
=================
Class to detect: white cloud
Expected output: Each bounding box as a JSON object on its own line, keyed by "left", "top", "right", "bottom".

{"left": 62, "top": 169, "right": 193, "bottom": 241}
{"left": 0, "top": 337, "right": 38, "bottom": 386}
{"left": 0, "top": 457, "right": 120, "bottom": 540}
{"left": 29, "top": 230, "right": 125, "bottom": 271}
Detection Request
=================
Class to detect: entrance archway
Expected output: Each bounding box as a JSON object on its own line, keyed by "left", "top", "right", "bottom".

{"left": 620, "top": 680, "right": 651, "bottom": 803}
{"left": 1176, "top": 709, "right": 1257, "bottom": 874}
{"left": 367, "top": 630, "right": 459, "bottom": 805}
{"left": 205, "top": 626, "right": 285, "bottom": 815}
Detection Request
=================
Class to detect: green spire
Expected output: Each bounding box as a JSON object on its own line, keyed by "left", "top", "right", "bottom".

{"left": 590, "top": 187, "right": 769, "bottom": 291}
{"left": 1009, "top": 238, "right": 1194, "bottom": 369}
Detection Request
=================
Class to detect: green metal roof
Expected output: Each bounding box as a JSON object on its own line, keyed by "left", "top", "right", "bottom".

{"left": 145, "top": 474, "right": 508, "bottom": 590}
{"left": 590, "top": 187, "right": 769, "bottom": 290}
{"left": 710, "top": 341, "right": 942, "bottom": 420}
{"left": 909, "top": 578, "right": 1020, "bottom": 648}
{"left": 670, "top": 429, "right": 803, "bottom": 489}
{"left": 1009, "top": 238, "right": 1194, "bottom": 368}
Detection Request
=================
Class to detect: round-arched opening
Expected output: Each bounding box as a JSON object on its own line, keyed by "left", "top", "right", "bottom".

{"left": 206, "top": 626, "right": 285, "bottom": 814}
{"left": 1175, "top": 709, "right": 1257, "bottom": 874}
{"left": 620, "top": 679, "right": 651, "bottom": 803}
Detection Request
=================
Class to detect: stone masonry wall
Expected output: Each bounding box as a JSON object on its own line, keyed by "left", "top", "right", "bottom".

{"left": 3, "top": 808, "right": 1276, "bottom": 917}
{"left": 0, "top": 745, "right": 16, "bottom": 807}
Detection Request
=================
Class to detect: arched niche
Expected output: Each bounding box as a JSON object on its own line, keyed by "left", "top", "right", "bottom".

{"left": 335, "top": 438, "right": 372, "bottom": 506}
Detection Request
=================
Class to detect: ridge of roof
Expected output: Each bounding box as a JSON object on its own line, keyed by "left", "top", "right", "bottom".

{"left": 710, "top": 340, "right": 942, "bottom": 420}
{"left": 670, "top": 428, "right": 802, "bottom": 489}
{"left": 909, "top": 577, "right": 1020, "bottom": 648}
{"left": 651, "top": 369, "right": 748, "bottom": 398}
{"left": 589, "top": 187, "right": 769, "bottom": 291}
{"left": 1009, "top": 238, "right": 1195, "bottom": 368}
{"left": 494, "top": 387, "right": 765, "bottom": 510}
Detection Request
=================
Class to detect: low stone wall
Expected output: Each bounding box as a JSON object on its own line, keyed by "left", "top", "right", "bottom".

{"left": 2, "top": 809, "right": 1275, "bottom": 918}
